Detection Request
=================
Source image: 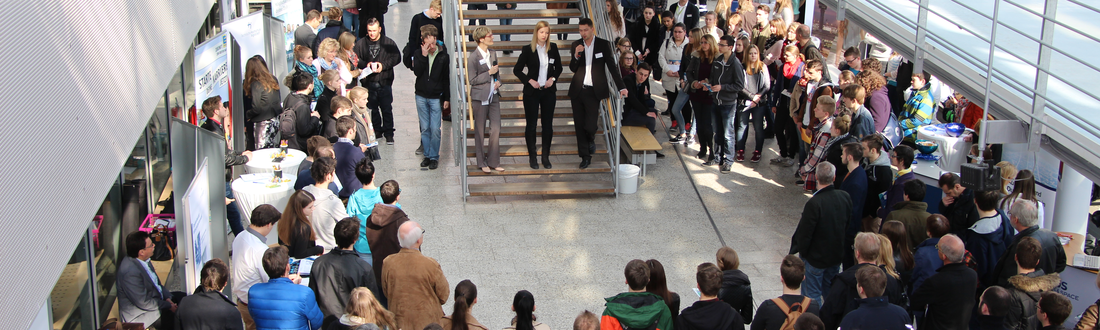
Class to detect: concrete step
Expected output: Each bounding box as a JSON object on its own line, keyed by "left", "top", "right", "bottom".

{"left": 463, "top": 9, "right": 583, "bottom": 20}
{"left": 467, "top": 181, "right": 616, "bottom": 196}
{"left": 466, "top": 162, "right": 611, "bottom": 176}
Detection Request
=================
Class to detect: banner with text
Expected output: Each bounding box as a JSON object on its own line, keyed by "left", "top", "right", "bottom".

{"left": 222, "top": 11, "right": 267, "bottom": 76}
{"left": 194, "top": 32, "right": 233, "bottom": 143}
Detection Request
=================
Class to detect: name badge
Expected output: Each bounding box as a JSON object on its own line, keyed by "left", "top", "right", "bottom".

{"left": 480, "top": 59, "right": 488, "bottom": 66}
{"left": 687, "top": 14, "right": 694, "bottom": 17}
{"left": 549, "top": 58, "right": 556, "bottom": 64}
{"left": 595, "top": 53, "right": 604, "bottom": 59}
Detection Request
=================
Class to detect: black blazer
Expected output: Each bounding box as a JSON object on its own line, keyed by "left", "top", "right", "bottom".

{"left": 629, "top": 19, "right": 663, "bottom": 61}
{"left": 668, "top": 2, "right": 700, "bottom": 33}
{"left": 513, "top": 43, "right": 563, "bottom": 92}
{"left": 789, "top": 186, "right": 852, "bottom": 269}
{"left": 568, "top": 37, "right": 627, "bottom": 99}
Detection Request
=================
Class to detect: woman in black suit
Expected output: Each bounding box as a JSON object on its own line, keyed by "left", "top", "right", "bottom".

{"left": 629, "top": 6, "right": 664, "bottom": 72}
{"left": 513, "top": 21, "right": 563, "bottom": 169}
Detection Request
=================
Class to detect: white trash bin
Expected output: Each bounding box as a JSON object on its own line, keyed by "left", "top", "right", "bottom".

{"left": 617, "top": 164, "right": 641, "bottom": 194}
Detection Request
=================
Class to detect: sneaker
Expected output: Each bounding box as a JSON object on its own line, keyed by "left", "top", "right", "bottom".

{"left": 720, "top": 163, "right": 732, "bottom": 173}
{"left": 415, "top": 145, "right": 423, "bottom": 155}
{"left": 386, "top": 136, "right": 395, "bottom": 145}
{"left": 750, "top": 151, "right": 762, "bottom": 163}
{"left": 783, "top": 158, "right": 797, "bottom": 167}
{"left": 668, "top": 135, "right": 682, "bottom": 143}
{"left": 770, "top": 156, "right": 786, "bottom": 164}
{"left": 735, "top": 150, "right": 745, "bottom": 162}
{"left": 429, "top": 159, "right": 439, "bottom": 170}
{"left": 703, "top": 158, "right": 719, "bottom": 166}
{"left": 420, "top": 158, "right": 431, "bottom": 168}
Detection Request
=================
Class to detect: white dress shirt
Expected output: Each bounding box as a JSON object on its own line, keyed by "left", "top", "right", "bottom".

{"left": 583, "top": 38, "right": 595, "bottom": 87}
{"left": 537, "top": 44, "right": 549, "bottom": 86}
{"left": 231, "top": 227, "right": 270, "bottom": 304}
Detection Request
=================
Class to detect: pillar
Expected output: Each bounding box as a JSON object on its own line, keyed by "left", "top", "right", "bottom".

{"left": 1051, "top": 165, "right": 1091, "bottom": 235}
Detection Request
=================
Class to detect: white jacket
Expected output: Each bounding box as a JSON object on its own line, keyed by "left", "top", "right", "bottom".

{"left": 658, "top": 36, "right": 690, "bottom": 92}
{"left": 303, "top": 184, "right": 348, "bottom": 252}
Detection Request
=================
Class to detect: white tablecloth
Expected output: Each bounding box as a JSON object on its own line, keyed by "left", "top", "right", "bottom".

{"left": 232, "top": 173, "right": 296, "bottom": 242}
{"left": 917, "top": 125, "right": 974, "bottom": 173}
{"left": 244, "top": 148, "right": 307, "bottom": 175}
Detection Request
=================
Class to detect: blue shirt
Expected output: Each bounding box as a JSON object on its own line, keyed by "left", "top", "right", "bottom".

{"left": 138, "top": 259, "right": 164, "bottom": 299}
{"left": 346, "top": 188, "right": 400, "bottom": 254}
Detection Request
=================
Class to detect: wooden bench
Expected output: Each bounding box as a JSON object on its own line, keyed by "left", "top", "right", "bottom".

{"left": 620, "top": 126, "right": 661, "bottom": 176}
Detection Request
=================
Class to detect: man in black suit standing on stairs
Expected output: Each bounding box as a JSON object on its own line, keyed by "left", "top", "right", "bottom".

{"left": 570, "top": 18, "right": 628, "bottom": 169}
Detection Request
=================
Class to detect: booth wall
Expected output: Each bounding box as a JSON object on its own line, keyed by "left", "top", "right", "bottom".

{"left": 0, "top": 0, "right": 216, "bottom": 329}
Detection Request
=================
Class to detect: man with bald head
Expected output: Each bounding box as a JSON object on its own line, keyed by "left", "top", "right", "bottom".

{"left": 911, "top": 234, "right": 978, "bottom": 330}
{"left": 381, "top": 221, "right": 450, "bottom": 330}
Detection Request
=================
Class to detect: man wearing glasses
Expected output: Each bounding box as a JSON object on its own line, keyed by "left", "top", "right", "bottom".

{"left": 710, "top": 35, "right": 746, "bottom": 173}
{"left": 117, "top": 231, "right": 184, "bottom": 330}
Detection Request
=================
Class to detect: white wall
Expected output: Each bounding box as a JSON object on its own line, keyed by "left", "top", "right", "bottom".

{"left": 0, "top": 0, "right": 215, "bottom": 329}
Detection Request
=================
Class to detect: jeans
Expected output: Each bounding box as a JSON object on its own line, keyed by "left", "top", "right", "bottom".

{"left": 736, "top": 105, "right": 766, "bottom": 152}
{"left": 365, "top": 83, "right": 394, "bottom": 138}
{"left": 358, "top": 253, "right": 373, "bottom": 267}
{"left": 715, "top": 104, "right": 737, "bottom": 162}
{"left": 668, "top": 89, "right": 692, "bottom": 133}
{"left": 467, "top": 4, "right": 487, "bottom": 26}
{"left": 415, "top": 95, "right": 442, "bottom": 160}
{"left": 499, "top": 18, "right": 512, "bottom": 41}
{"left": 801, "top": 258, "right": 840, "bottom": 307}
{"left": 225, "top": 182, "right": 243, "bottom": 236}
{"left": 342, "top": 10, "right": 359, "bottom": 36}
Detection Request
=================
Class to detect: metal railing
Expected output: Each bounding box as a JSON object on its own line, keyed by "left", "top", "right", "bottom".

{"left": 443, "top": 0, "right": 470, "bottom": 200}
{"left": 580, "top": 0, "right": 624, "bottom": 196}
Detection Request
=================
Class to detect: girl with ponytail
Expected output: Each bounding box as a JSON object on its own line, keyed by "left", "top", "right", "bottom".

{"left": 504, "top": 290, "right": 550, "bottom": 330}
{"left": 442, "top": 280, "right": 488, "bottom": 330}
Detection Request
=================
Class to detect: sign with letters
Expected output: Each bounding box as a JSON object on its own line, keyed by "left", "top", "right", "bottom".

{"left": 1055, "top": 266, "right": 1099, "bottom": 327}
{"left": 194, "top": 32, "right": 234, "bottom": 143}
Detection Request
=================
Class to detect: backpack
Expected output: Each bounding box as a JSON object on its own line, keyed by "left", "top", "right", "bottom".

{"left": 771, "top": 296, "right": 811, "bottom": 330}
{"left": 880, "top": 113, "right": 902, "bottom": 151}
{"left": 279, "top": 106, "right": 297, "bottom": 141}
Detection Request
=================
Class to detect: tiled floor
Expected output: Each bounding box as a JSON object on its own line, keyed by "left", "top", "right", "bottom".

{"left": 364, "top": 2, "right": 814, "bottom": 328}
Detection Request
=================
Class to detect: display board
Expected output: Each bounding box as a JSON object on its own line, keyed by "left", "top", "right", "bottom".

{"left": 179, "top": 158, "right": 213, "bottom": 292}
{"left": 222, "top": 11, "right": 266, "bottom": 76}
{"left": 272, "top": 0, "right": 304, "bottom": 72}
{"left": 194, "top": 32, "right": 234, "bottom": 144}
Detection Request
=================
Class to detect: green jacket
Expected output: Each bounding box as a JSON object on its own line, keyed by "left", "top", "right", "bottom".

{"left": 885, "top": 201, "right": 931, "bottom": 248}
{"left": 602, "top": 292, "right": 674, "bottom": 330}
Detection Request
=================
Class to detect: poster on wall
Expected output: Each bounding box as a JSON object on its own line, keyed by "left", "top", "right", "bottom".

{"left": 272, "top": 0, "right": 304, "bottom": 71}
{"left": 222, "top": 11, "right": 266, "bottom": 76}
{"left": 194, "top": 32, "right": 234, "bottom": 145}
{"left": 180, "top": 158, "right": 212, "bottom": 292}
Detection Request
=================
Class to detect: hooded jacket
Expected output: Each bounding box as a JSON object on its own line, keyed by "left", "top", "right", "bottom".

{"left": 864, "top": 152, "right": 894, "bottom": 218}
{"left": 366, "top": 203, "right": 409, "bottom": 287}
{"left": 885, "top": 201, "right": 931, "bottom": 248}
{"left": 710, "top": 52, "right": 746, "bottom": 105}
{"left": 1005, "top": 270, "right": 1061, "bottom": 330}
{"left": 601, "top": 292, "right": 675, "bottom": 330}
{"left": 719, "top": 269, "right": 754, "bottom": 324}
{"left": 678, "top": 299, "right": 745, "bottom": 330}
{"left": 992, "top": 226, "right": 1068, "bottom": 289}
{"left": 820, "top": 263, "right": 904, "bottom": 330}
{"left": 837, "top": 296, "right": 910, "bottom": 330}
{"left": 412, "top": 44, "right": 450, "bottom": 100}
{"left": 964, "top": 211, "right": 1014, "bottom": 285}
{"left": 942, "top": 187, "right": 981, "bottom": 234}
{"left": 900, "top": 82, "right": 935, "bottom": 139}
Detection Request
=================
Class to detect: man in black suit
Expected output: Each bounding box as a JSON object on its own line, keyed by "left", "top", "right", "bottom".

{"left": 910, "top": 234, "right": 979, "bottom": 330}
{"left": 117, "top": 231, "right": 184, "bottom": 330}
{"left": 668, "top": 0, "right": 700, "bottom": 32}
{"left": 569, "top": 18, "right": 628, "bottom": 169}
{"left": 789, "top": 161, "right": 851, "bottom": 308}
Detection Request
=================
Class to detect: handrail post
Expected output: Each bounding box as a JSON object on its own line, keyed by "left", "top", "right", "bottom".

{"left": 913, "top": 0, "right": 929, "bottom": 73}
{"left": 976, "top": 0, "right": 1001, "bottom": 163}
{"left": 1027, "top": 0, "right": 1057, "bottom": 152}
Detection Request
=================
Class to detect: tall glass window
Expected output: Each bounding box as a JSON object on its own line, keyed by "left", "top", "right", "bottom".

{"left": 49, "top": 230, "right": 96, "bottom": 330}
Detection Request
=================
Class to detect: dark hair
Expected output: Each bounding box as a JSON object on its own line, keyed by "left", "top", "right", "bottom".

{"left": 1039, "top": 291, "right": 1072, "bottom": 325}
{"left": 856, "top": 265, "right": 886, "bottom": 297}
{"left": 420, "top": 24, "right": 439, "bottom": 39}
{"left": 334, "top": 217, "right": 360, "bottom": 249}
{"left": 720, "top": 35, "right": 737, "bottom": 47}
{"left": 981, "top": 286, "right": 1012, "bottom": 317}
{"left": 1001, "top": 169, "right": 1039, "bottom": 210}
{"left": 380, "top": 180, "right": 400, "bottom": 204}
{"left": 975, "top": 190, "right": 1000, "bottom": 211}
{"left": 579, "top": 18, "right": 594, "bottom": 27}
{"left": 625, "top": 259, "right": 651, "bottom": 290}
{"left": 331, "top": 96, "right": 354, "bottom": 115}
{"left": 262, "top": 245, "right": 290, "bottom": 279}
{"left": 512, "top": 290, "right": 535, "bottom": 330}
{"left": 914, "top": 71, "right": 931, "bottom": 83}
{"left": 696, "top": 262, "right": 723, "bottom": 296}
{"left": 279, "top": 190, "right": 316, "bottom": 244}
{"left": 644, "top": 259, "right": 672, "bottom": 305}
{"left": 366, "top": 17, "right": 380, "bottom": 27}
{"left": 716, "top": 246, "right": 739, "bottom": 270}
{"left": 311, "top": 157, "right": 337, "bottom": 183}
{"left": 805, "top": 59, "right": 823, "bottom": 72}
{"left": 893, "top": 145, "right": 915, "bottom": 169}
{"left": 305, "top": 10, "right": 322, "bottom": 21}
{"left": 201, "top": 96, "right": 222, "bottom": 118}
{"left": 307, "top": 136, "right": 332, "bottom": 159}
{"left": 881, "top": 221, "right": 915, "bottom": 270}
{"left": 842, "top": 142, "right": 863, "bottom": 162}
{"left": 861, "top": 134, "right": 884, "bottom": 154}
{"left": 903, "top": 179, "right": 926, "bottom": 201}
{"left": 200, "top": 258, "right": 230, "bottom": 291}
{"left": 336, "top": 115, "right": 357, "bottom": 137}
{"left": 452, "top": 280, "right": 478, "bottom": 330}
{"left": 1016, "top": 236, "right": 1042, "bottom": 269}
{"left": 793, "top": 313, "right": 825, "bottom": 330}
{"left": 291, "top": 71, "right": 314, "bottom": 91}
{"left": 939, "top": 172, "right": 962, "bottom": 189}
{"left": 251, "top": 204, "right": 282, "bottom": 227}
{"left": 661, "top": 11, "right": 674, "bottom": 20}
{"left": 355, "top": 158, "right": 376, "bottom": 185}
{"left": 780, "top": 255, "right": 805, "bottom": 289}
{"left": 926, "top": 214, "right": 951, "bottom": 238}
{"left": 423, "top": 324, "right": 443, "bottom": 330}
{"left": 672, "top": 22, "right": 687, "bottom": 32}
{"left": 636, "top": 62, "right": 653, "bottom": 73}
{"left": 843, "top": 46, "right": 860, "bottom": 58}
{"left": 125, "top": 231, "right": 150, "bottom": 258}
{"left": 314, "top": 146, "right": 335, "bottom": 160}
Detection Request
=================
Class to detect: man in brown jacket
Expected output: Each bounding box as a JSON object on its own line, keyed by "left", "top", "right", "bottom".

{"left": 366, "top": 180, "right": 408, "bottom": 307}
{"left": 382, "top": 221, "right": 450, "bottom": 330}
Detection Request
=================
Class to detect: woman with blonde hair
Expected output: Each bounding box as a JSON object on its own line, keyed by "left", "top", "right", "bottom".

{"left": 279, "top": 190, "right": 323, "bottom": 259}
{"left": 338, "top": 32, "right": 361, "bottom": 89}
{"left": 327, "top": 287, "right": 397, "bottom": 330}
{"left": 513, "top": 21, "right": 562, "bottom": 169}
{"left": 314, "top": 38, "right": 352, "bottom": 94}
{"left": 774, "top": 0, "right": 795, "bottom": 27}
{"left": 294, "top": 45, "right": 324, "bottom": 100}
{"left": 606, "top": 0, "right": 627, "bottom": 40}
{"left": 875, "top": 233, "right": 902, "bottom": 280}
{"left": 685, "top": 35, "right": 721, "bottom": 164}
{"left": 881, "top": 221, "right": 914, "bottom": 285}
{"left": 347, "top": 87, "right": 377, "bottom": 147}
{"left": 244, "top": 55, "right": 282, "bottom": 149}
{"left": 735, "top": 45, "right": 771, "bottom": 162}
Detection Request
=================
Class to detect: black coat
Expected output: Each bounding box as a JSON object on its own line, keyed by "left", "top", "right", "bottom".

{"left": 718, "top": 269, "right": 754, "bottom": 324}
{"left": 285, "top": 92, "right": 319, "bottom": 151}
{"left": 513, "top": 43, "right": 564, "bottom": 93}
{"left": 910, "top": 262, "right": 978, "bottom": 330}
{"left": 941, "top": 187, "right": 981, "bottom": 234}
{"left": 353, "top": 36, "right": 401, "bottom": 85}
{"left": 991, "top": 226, "right": 1068, "bottom": 288}
{"left": 790, "top": 186, "right": 852, "bottom": 268}
{"left": 316, "top": 87, "right": 337, "bottom": 121}
{"left": 629, "top": 18, "right": 663, "bottom": 67}
{"left": 837, "top": 296, "right": 910, "bottom": 330}
{"left": 200, "top": 119, "right": 249, "bottom": 182}
{"left": 282, "top": 216, "right": 323, "bottom": 259}
{"left": 1005, "top": 270, "right": 1060, "bottom": 330}
{"left": 679, "top": 299, "right": 745, "bottom": 330}
{"left": 308, "top": 249, "right": 379, "bottom": 317}
{"left": 668, "top": 2, "right": 700, "bottom": 34}
{"left": 568, "top": 37, "right": 627, "bottom": 99}
{"left": 412, "top": 45, "right": 450, "bottom": 100}
{"left": 751, "top": 295, "right": 821, "bottom": 330}
{"left": 174, "top": 287, "right": 244, "bottom": 330}
{"left": 247, "top": 80, "right": 282, "bottom": 123}
{"left": 820, "top": 263, "right": 904, "bottom": 330}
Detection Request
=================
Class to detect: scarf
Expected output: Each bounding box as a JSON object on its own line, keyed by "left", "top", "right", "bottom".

{"left": 297, "top": 61, "right": 323, "bottom": 99}
{"left": 317, "top": 57, "right": 339, "bottom": 71}
{"left": 345, "top": 49, "right": 359, "bottom": 68}
{"left": 783, "top": 58, "right": 802, "bottom": 79}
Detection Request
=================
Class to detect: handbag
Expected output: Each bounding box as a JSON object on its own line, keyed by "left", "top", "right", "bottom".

{"left": 150, "top": 224, "right": 175, "bottom": 261}
{"left": 366, "top": 146, "right": 381, "bottom": 161}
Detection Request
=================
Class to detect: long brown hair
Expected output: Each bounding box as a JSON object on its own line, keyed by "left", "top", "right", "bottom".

{"left": 744, "top": 45, "right": 764, "bottom": 75}
{"left": 451, "top": 280, "right": 478, "bottom": 330}
{"left": 856, "top": 70, "right": 887, "bottom": 95}
{"left": 346, "top": 287, "right": 397, "bottom": 330}
{"left": 1001, "top": 169, "right": 1039, "bottom": 209}
{"left": 644, "top": 260, "right": 674, "bottom": 312}
{"left": 695, "top": 35, "right": 719, "bottom": 62}
{"left": 244, "top": 56, "right": 279, "bottom": 96}
{"left": 685, "top": 28, "right": 704, "bottom": 55}
{"left": 881, "top": 221, "right": 915, "bottom": 271}
{"left": 278, "top": 190, "right": 316, "bottom": 244}
{"left": 606, "top": 0, "right": 624, "bottom": 32}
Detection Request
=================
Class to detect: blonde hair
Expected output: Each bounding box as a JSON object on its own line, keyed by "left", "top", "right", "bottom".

{"left": 996, "top": 161, "right": 1019, "bottom": 195}
{"left": 776, "top": 0, "right": 793, "bottom": 11}
{"left": 770, "top": 17, "right": 787, "bottom": 36}
{"left": 318, "top": 38, "right": 341, "bottom": 63}
{"left": 346, "top": 288, "right": 397, "bottom": 330}
{"left": 695, "top": 35, "right": 719, "bottom": 62}
{"left": 744, "top": 45, "right": 764, "bottom": 75}
{"left": 320, "top": 69, "right": 341, "bottom": 85}
{"left": 472, "top": 26, "right": 492, "bottom": 44}
{"left": 714, "top": 0, "right": 732, "bottom": 20}
{"left": 530, "top": 21, "right": 551, "bottom": 51}
{"left": 347, "top": 86, "right": 370, "bottom": 116}
{"left": 430, "top": 0, "right": 442, "bottom": 11}
{"left": 876, "top": 233, "right": 901, "bottom": 279}
{"left": 294, "top": 45, "right": 312, "bottom": 62}
{"left": 325, "top": 7, "right": 342, "bottom": 20}
{"left": 337, "top": 32, "right": 356, "bottom": 67}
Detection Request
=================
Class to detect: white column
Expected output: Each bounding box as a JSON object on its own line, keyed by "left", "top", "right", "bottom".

{"left": 1051, "top": 165, "right": 1092, "bottom": 235}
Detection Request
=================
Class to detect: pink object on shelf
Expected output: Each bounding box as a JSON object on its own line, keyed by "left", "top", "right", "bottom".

{"left": 139, "top": 214, "right": 176, "bottom": 233}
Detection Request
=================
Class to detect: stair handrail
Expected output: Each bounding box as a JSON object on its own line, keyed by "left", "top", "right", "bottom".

{"left": 445, "top": 0, "right": 471, "bottom": 198}
{"left": 580, "top": 0, "right": 624, "bottom": 195}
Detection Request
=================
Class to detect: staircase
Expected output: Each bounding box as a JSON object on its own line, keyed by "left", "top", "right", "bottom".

{"left": 449, "top": 0, "right": 622, "bottom": 198}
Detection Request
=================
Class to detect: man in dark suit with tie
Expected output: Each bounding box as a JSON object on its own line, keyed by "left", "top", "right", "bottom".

{"left": 117, "top": 231, "right": 184, "bottom": 330}
{"left": 569, "top": 18, "right": 628, "bottom": 169}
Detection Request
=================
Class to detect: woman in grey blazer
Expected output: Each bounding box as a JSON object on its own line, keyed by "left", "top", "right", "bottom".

{"left": 468, "top": 26, "right": 503, "bottom": 173}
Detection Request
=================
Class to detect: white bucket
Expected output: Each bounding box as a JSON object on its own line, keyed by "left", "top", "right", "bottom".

{"left": 617, "top": 164, "right": 641, "bottom": 194}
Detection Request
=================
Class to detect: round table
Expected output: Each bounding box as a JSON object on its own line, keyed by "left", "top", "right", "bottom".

{"left": 232, "top": 173, "right": 296, "bottom": 242}
{"left": 244, "top": 148, "right": 307, "bottom": 175}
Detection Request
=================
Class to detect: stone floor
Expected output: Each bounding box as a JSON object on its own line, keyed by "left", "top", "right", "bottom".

{"left": 361, "top": 1, "right": 814, "bottom": 328}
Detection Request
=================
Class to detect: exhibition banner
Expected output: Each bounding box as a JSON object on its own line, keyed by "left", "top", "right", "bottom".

{"left": 272, "top": 0, "right": 304, "bottom": 70}
{"left": 222, "top": 11, "right": 266, "bottom": 76}
{"left": 194, "top": 32, "right": 234, "bottom": 144}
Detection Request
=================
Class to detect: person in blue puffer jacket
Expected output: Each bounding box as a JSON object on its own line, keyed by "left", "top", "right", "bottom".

{"left": 249, "top": 246, "right": 324, "bottom": 330}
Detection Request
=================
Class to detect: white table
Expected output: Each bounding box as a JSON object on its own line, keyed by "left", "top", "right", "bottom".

{"left": 916, "top": 124, "right": 974, "bottom": 173}
{"left": 244, "top": 148, "right": 307, "bottom": 175}
{"left": 232, "top": 173, "right": 296, "bottom": 242}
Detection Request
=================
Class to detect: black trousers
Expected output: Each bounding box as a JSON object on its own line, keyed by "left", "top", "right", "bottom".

{"left": 570, "top": 87, "right": 602, "bottom": 159}
{"left": 774, "top": 97, "right": 800, "bottom": 158}
{"left": 622, "top": 111, "right": 656, "bottom": 133}
{"left": 524, "top": 88, "right": 557, "bottom": 157}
